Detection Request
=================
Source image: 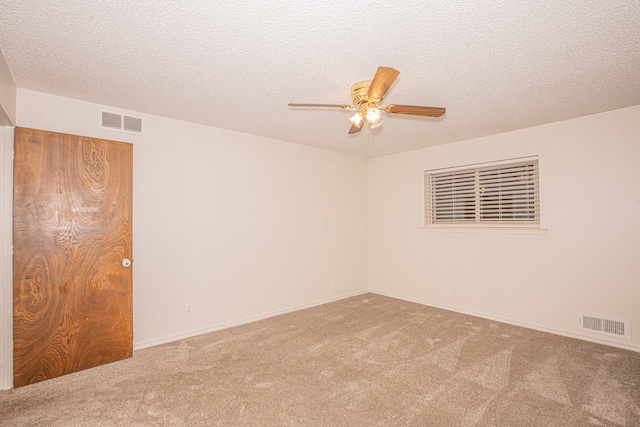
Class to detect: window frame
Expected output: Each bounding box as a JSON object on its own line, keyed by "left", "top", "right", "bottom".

{"left": 424, "top": 157, "right": 541, "bottom": 229}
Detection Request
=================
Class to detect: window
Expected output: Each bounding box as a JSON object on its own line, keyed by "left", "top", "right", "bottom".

{"left": 425, "top": 158, "right": 539, "bottom": 226}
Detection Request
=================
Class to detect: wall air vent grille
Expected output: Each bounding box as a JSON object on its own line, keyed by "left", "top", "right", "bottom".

{"left": 123, "top": 115, "right": 143, "bottom": 133}
{"left": 580, "top": 314, "right": 630, "bottom": 340}
{"left": 99, "top": 111, "right": 144, "bottom": 134}
{"left": 101, "top": 111, "right": 122, "bottom": 129}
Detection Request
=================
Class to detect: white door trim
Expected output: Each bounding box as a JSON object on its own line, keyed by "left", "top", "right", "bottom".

{"left": 1, "top": 125, "right": 14, "bottom": 390}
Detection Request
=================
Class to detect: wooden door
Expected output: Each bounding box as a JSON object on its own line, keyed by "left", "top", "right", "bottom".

{"left": 13, "top": 127, "right": 133, "bottom": 388}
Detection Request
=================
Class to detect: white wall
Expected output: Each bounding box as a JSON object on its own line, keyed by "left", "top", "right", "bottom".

{"left": 15, "top": 89, "right": 369, "bottom": 349}
{"left": 369, "top": 105, "right": 640, "bottom": 351}
{"left": 0, "top": 48, "right": 16, "bottom": 125}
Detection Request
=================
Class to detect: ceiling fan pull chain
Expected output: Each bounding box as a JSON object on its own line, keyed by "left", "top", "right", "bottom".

{"left": 363, "top": 127, "right": 371, "bottom": 148}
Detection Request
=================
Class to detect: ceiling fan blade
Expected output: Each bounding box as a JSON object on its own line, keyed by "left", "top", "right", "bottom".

{"left": 288, "top": 103, "right": 352, "bottom": 109}
{"left": 386, "top": 104, "right": 446, "bottom": 117}
{"left": 367, "top": 66, "right": 400, "bottom": 101}
{"left": 348, "top": 121, "right": 364, "bottom": 134}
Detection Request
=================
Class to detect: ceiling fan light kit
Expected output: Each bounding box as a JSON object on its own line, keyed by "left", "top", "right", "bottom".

{"left": 349, "top": 111, "right": 364, "bottom": 127}
{"left": 289, "top": 66, "right": 446, "bottom": 145}
{"left": 365, "top": 106, "right": 382, "bottom": 124}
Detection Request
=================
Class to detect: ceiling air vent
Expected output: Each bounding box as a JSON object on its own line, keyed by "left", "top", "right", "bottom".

{"left": 579, "top": 314, "right": 630, "bottom": 340}
{"left": 99, "top": 110, "right": 144, "bottom": 134}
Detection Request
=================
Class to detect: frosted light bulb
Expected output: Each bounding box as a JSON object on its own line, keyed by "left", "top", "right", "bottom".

{"left": 370, "top": 118, "right": 383, "bottom": 129}
{"left": 349, "top": 112, "right": 364, "bottom": 126}
{"left": 365, "top": 107, "right": 382, "bottom": 124}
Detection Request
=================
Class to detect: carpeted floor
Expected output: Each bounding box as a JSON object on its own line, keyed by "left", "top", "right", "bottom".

{"left": 1, "top": 293, "right": 639, "bottom": 426}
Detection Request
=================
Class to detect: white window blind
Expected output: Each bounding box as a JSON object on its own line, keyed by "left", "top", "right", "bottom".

{"left": 425, "top": 159, "right": 539, "bottom": 226}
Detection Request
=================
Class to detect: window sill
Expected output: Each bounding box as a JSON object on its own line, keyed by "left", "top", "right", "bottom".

{"left": 419, "top": 226, "right": 548, "bottom": 235}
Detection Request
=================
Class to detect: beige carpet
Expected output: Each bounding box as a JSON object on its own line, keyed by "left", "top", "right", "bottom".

{"left": 1, "top": 293, "right": 639, "bottom": 426}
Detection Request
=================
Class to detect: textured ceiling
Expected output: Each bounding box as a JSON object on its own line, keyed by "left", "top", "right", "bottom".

{"left": 0, "top": 1, "right": 639, "bottom": 158}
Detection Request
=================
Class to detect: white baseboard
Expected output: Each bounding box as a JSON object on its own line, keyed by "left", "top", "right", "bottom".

{"left": 134, "top": 290, "right": 368, "bottom": 351}
{"left": 369, "top": 289, "right": 640, "bottom": 354}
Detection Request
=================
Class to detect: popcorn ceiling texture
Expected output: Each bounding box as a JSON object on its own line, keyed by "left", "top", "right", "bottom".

{"left": 0, "top": 1, "right": 638, "bottom": 157}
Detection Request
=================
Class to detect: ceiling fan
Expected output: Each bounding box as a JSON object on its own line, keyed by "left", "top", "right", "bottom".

{"left": 288, "top": 66, "right": 446, "bottom": 136}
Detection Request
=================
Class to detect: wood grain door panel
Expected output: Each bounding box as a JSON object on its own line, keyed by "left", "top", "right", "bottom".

{"left": 13, "top": 127, "right": 133, "bottom": 387}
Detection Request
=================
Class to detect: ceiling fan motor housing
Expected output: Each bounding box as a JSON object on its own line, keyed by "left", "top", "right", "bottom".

{"left": 351, "top": 81, "right": 376, "bottom": 105}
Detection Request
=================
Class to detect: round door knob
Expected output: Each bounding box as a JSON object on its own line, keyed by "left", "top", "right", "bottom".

{"left": 122, "top": 258, "right": 132, "bottom": 268}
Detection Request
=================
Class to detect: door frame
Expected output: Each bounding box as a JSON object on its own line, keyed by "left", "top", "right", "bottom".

{"left": 1, "top": 125, "right": 13, "bottom": 390}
